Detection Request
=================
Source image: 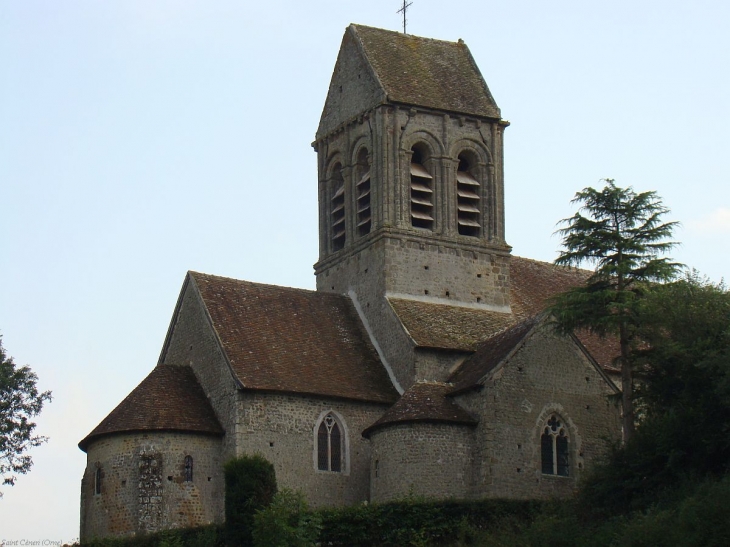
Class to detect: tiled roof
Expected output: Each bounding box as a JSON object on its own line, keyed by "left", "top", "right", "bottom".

{"left": 190, "top": 272, "right": 399, "bottom": 404}
{"left": 388, "top": 298, "right": 515, "bottom": 351}
{"left": 362, "top": 382, "right": 478, "bottom": 437}
{"left": 351, "top": 24, "right": 501, "bottom": 119}
{"left": 509, "top": 256, "right": 591, "bottom": 320}
{"left": 79, "top": 365, "right": 223, "bottom": 452}
{"left": 448, "top": 317, "right": 539, "bottom": 395}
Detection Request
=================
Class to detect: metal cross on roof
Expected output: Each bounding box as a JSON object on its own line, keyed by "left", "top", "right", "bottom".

{"left": 397, "top": 0, "right": 413, "bottom": 34}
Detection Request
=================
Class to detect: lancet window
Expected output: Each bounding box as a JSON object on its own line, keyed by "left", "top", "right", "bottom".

{"left": 409, "top": 147, "right": 434, "bottom": 230}
{"left": 317, "top": 413, "right": 344, "bottom": 472}
{"left": 541, "top": 415, "right": 569, "bottom": 476}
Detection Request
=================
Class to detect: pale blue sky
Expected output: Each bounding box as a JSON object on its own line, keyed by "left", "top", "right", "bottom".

{"left": 1, "top": 1, "right": 728, "bottom": 541}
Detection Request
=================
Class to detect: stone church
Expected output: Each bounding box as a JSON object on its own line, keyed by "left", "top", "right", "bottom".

{"left": 79, "top": 24, "right": 621, "bottom": 541}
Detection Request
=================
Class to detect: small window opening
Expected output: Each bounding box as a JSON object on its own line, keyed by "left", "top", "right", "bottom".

{"left": 356, "top": 149, "right": 372, "bottom": 237}
{"left": 167, "top": 475, "right": 173, "bottom": 481}
{"left": 374, "top": 459, "right": 380, "bottom": 478}
{"left": 330, "top": 163, "right": 346, "bottom": 251}
{"left": 541, "top": 415, "right": 569, "bottom": 476}
{"left": 445, "top": 291, "right": 450, "bottom": 297}
{"left": 456, "top": 155, "right": 480, "bottom": 237}
{"left": 410, "top": 147, "right": 434, "bottom": 230}
{"left": 424, "top": 289, "right": 429, "bottom": 295}
{"left": 476, "top": 297, "right": 482, "bottom": 303}
{"left": 184, "top": 455, "right": 193, "bottom": 482}
{"left": 94, "top": 467, "right": 102, "bottom": 495}
{"left": 317, "top": 413, "right": 343, "bottom": 472}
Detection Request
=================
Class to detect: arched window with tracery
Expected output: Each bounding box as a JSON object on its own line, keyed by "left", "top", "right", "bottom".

{"left": 409, "top": 146, "right": 434, "bottom": 230}
{"left": 456, "top": 153, "right": 480, "bottom": 237}
{"left": 541, "top": 415, "right": 569, "bottom": 476}
{"left": 184, "top": 455, "right": 193, "bottom": 482}
{"left": 317, "top": 413, "right": 343, "bottom": 472}
{"left": 330, "top": 163, "right": 346, "bottom": 251}
{"left": 355, "top": 148, "right": 371, "bottom": 237}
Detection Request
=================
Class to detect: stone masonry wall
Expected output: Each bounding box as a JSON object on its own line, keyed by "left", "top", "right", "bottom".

{"left": 235, "top": 391, "right": 389, "bottom": 508}
{"left": 369, "top": 423, "right": 474, "bottom": 503}
{"left": 80, "top": 432, "right": 222, "bottom": 542}
{"left": 414, "top": 348, "right": 472, "bottom": 383}
{"left": 161, "top": 278, "right": 239, "bottom": 467}
{"left": 456, "top": 324, "right": 621, "bottom": 500}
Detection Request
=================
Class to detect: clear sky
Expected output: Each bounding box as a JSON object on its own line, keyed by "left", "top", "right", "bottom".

{"left": 1, "top": 0, "right": 728, "bottom": 542}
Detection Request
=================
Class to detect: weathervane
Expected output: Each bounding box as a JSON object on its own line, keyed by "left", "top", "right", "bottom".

{"left": 397, "top": 0, "right": 413, "bottom": 34}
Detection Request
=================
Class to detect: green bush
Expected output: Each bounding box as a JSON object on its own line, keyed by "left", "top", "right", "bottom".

{"left": 317, "top": 498, "right": 542, "bottom": 547}
{"left": 252, "top": 488, "right": 321, "bottom": 547}
{"left": 81, "top": 524, "right": 223, "bottom": 547}
{"left": 224, "top": 454, "right": 277, "bottom": 547}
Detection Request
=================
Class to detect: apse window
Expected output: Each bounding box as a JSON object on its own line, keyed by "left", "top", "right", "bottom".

{"left": 95, "top": 467, "right": 102, "bottom": 495}
{"left": 541, "top": 415, "right": 569, "bottom": 476}
{"left": 184, "top": 455, "right": 193, "bottom": 482}
{"left": 456, "top": 154, "right": 480, "bottom": 237}
{"left": 410, "top": 147, "right": 434, "bottom": 230}
{"left": 317, "top": 413, "right": 344, "bottom": 472}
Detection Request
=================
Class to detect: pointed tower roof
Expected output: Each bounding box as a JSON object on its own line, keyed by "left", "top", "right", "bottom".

{"left": 79, "top": 365, "right": 223, "bottom": 452}
{"left": 317, "top": 24, "right": 501, "bottom": 138}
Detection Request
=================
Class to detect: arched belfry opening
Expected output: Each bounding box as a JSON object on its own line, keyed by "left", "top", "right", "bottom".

{"left": 330, "top": 163, "right": 346, "bottom": 252}
{"left": 409, "top": 146, "right": 434, "bottom": 231}
{"left": 355, "top": 148, "right": 372, "bottom": 238}
{"left": 456, "top": 153, "right": 481, "bottom": 237}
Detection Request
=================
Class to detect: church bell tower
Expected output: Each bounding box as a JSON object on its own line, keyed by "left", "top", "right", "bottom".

{"left": 313, "top": 24, "right": 511, "bottom": 315}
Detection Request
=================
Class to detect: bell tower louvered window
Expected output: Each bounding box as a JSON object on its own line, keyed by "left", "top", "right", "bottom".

{"left": 410, "top": 148, "right": 433, "bottom": 230}
{"left": 330, "top": 163, "right": 346, "bottom": 251}
{"left": 456, "top": 155, "right": 480, "bottom": 237}
{"left": 356, "top": 149, "right": 371, "bottom": 237}
{"left": 541, "top": 415, "right": 569, "bottom": 476}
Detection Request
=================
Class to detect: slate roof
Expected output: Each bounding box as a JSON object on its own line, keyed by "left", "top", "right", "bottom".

{"left": 79, "top": 365, "right": 223, "bottom": 452}
{"left": 189, "top": 272, "right": 399, "bottom": 405}
{"left": 362, "top": 382, "right": 478, "bottom": 437}
{"left": 351, "top": 24, "right": 501, "bottom": 119}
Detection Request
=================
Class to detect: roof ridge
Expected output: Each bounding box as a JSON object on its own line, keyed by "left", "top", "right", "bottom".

{"left": 350, "top": 23, "right": 463, "bottom": 47}
{"left": 189, "top": 271, "right": 322, "bottom": 295}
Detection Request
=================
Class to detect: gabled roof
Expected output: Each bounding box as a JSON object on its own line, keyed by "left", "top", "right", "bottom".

{"left": 448, "top": 316, "right": 539, "bottom": 395}
{"left": 189, "top": 272, "right": 398, "bottom": 404}
{"left": 362, "top": 381, "right": 478, "bottom": 438}
{"left": 79, "top": 365, "right": 223, "bottom": 452}
{"left": 350, "top": 25, "right": 501, "bottom": 119}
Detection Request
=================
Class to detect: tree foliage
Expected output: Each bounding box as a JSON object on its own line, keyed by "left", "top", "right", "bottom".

{"left": 0, "top": 336, "right": 52, "bottom": 496}
{"left": 224, "top": 454, "right": 277, "bottom": 546}
{"left": 550, "top": 179, "right": 681, "bottom": 439}
{"left": 579, "top": 273, "right": 730, "bottom": 514}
